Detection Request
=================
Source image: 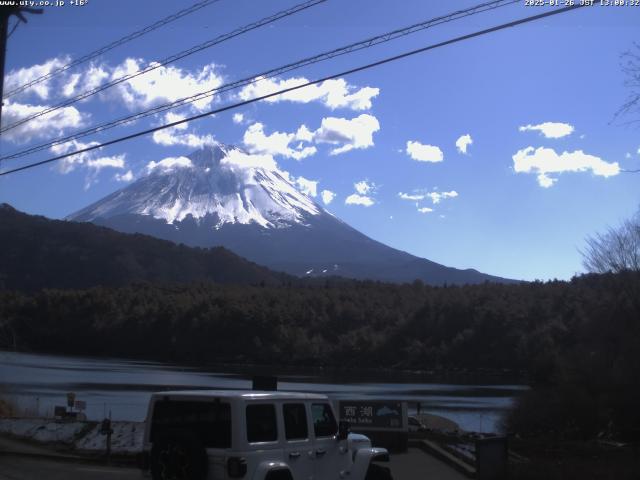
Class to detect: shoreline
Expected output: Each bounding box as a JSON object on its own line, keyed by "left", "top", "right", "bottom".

{"left": 415, "top": 413, "right": 462, "bottom": 432}
{"left": 0, "top": 348, "right": 528, "bottom": 384}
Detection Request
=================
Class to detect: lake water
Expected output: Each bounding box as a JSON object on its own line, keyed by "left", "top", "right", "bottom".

{"left": 0, "top": 351, "right": 526, "bottom": 433}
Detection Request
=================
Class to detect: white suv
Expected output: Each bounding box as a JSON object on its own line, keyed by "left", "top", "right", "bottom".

{"left": 140, "top": 390, "right": 393, "bottom": 480}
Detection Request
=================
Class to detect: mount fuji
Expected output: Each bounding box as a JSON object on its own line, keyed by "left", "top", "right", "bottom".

{"left": 68, "top": 145, "right": 511, "bottom": 285}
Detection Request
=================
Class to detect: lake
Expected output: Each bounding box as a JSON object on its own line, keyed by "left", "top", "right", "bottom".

{"left": 0, "top": 350, "right": 526, "bottom": 433}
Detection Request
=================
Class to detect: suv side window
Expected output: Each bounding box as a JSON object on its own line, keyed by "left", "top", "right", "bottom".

{"left": 311, "top": 403, "right": 337, "bottom": 438}
{"left": 150, "top": 400, "right": 231, "bottom": 448}
{"left": 283, "top": 403, "right": 308, "bottom": 440}
{"left": 246, "top": 404, "right": 277, "bottom": 443}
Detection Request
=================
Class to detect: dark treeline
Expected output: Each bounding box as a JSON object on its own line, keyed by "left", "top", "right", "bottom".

{"left": 0, "top": 277, "right": 575, "bottom": 369}
{"left": 0, "top": 204, "right": 289, "bottom": 290}
{"left": 1, "top": 272, "right": 640, "bottom": 440}
{"left": 0, "top": 273, "right": 637, "bottom": 372}
{"left": 0, "top": 272, "right": 640, "bottom": 437}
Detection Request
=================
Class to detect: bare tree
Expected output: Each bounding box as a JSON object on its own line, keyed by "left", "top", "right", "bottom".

{"left": 582, "top": 208, "right": 640, "bottom": 273}
{"left": 615, "top": 43, "right": 640, "bottom": 126}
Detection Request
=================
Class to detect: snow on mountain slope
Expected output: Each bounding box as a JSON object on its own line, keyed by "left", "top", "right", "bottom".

{"left": 69, "top": 144, "right": 515, "bottom": 285}
{"left": 71, "top": 144, "right": 320, "bottom": 228}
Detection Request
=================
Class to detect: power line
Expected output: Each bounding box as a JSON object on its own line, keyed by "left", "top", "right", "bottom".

{"left": 2, "top": 0, "right": 224, "bottom": 99}
{"left": 0, "top": 0, "right": 328, "bottom": 135}
{"left": 6, "top": 18, "right": 19, "bottom": 39}
{"left": 0, "top": 3, "right": 589, "bottom": 178}
{"left": 0, "top": 0, "right": 519, "bottom": 162}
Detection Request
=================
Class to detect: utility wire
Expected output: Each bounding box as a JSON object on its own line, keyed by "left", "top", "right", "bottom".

{"left": 2, "top": 0, "right": 224, "bottom": 99}
{"left": 0, "top": 0, "right": 519, "bottom": 162}
{"left": 6, "top": 19, "right": 20, "bottom": 40}
{"left": 0, "top": 0, "right": 328, "bottom": 135}
{"left": 0, "top": 3, "right": 589, "bottom": 177}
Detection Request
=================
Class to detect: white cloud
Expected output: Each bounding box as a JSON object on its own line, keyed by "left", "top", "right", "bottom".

{"left": 151, "top": 112, "right": 217, "bottom": 148}
{"left": 220, "top": 149, "right": 278, "bottom": 170}
{"left": 114, "top": 170, "right": 134, "bottom": 183}
{"left": 152, "top": 129, "right": 217, "bottom": 148}
{"left": 146, "top": 156, "right": 194, "bottom": 173}
{"left": 345, "top": 180, "right": 376, "bottom": 206}
{"left": 456, "top": 134, "right": 473, "bottom": 154}
{"left": 63, "top": 73, "right": 81, "bottom": 98}
{"left": 321, "top": 190, "right": 335, "bottom": 205}
{"left": 2, "top": 100, "right": 86, "bottom": 144}
{"left": 238, "top": 76, "right": 379, "bottom": 111}
{"left": 418, "top": 207, "right": 434, "bottom": 214}
{"left": 6, "top": 57, "right": 111, "bottom": 104}
{"left": 313, "top": 114, "right": 380, "bottom": 155}
{"left": 4, "top": 57, "right": 69, "bottom": 100}
{"left": 398, "top": 192, "right": 425, "bottom": 201}
{"left": 243, "top": 115, "right": 379, "bottom": 159}
{"left": 163, "top": 111, "right": 188, "bottom": 129}
{"left": 426, "top": 190, "right": 458, "bottom": 204}
{"left": 406, "top": 140, "right": 443, "bottom": 163}
{"left": 345, "top": 194, "right": 374, "bottom": 207}
{"left": 354, "top": 180, "right": 374, "bottom": 195}
{"left": 110, "top": 58, "right": 224, "bottom": 111}
{"left": 83, "top": 64, "right": 110, "bottom": 92}
{"left": 295, "top": 176, "right": 318, "bottom": 197}
{"left": 233, "top": 113, "right": 244, "bottom": 124}
{"left": 399, "top": 189, "right": 458, "bottom": 205}
{"left": 50, "top": 139, "right": 126, "bottom": 176}
{"left": 512, "top": 146, "right": 620, "bottom": 187}
{"left": 626, "top": 152, "right": 632, "bottom": 159}
{"left": 536, "top": 174, "right": 557, "bottom": 188}
{"left": 243, "top": 122, "right": 316, "bottom": 160}
{"left": 519, "top": 122, "right": 575, "bottom": 139}
{"left": 87, "top": 156, "right": 125, "bottom": 171}
{"left": 295, "top": 125, "right": 314, "bottom": 143}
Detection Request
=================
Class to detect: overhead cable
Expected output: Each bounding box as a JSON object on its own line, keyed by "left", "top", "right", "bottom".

{"left": 1, "top": 0, "right": 518, "bottom": 162}
{"left": 2, "top": 0, "right": 224, "bottom": 99}
{"left": 0, "top": 4, "right": 589, "bottom": 177}
{"left": 0, "top": 0, "right": 328, "bottom": 134}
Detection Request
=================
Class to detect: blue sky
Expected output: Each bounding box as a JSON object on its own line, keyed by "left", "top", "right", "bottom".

{"left": 1, "top": 0, "right": 638, "bottom": 281}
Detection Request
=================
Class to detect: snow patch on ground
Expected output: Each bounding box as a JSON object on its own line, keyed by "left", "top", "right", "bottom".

{"left": 75, "top": 421, "right": 143, "bottom": 453}
{"left": 0, "top": 418, "right": 144, "bottom": 453}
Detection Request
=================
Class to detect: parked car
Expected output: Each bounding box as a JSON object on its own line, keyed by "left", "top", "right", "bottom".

{"left": 140, "top": 390, "right": 393, "bottom": 480}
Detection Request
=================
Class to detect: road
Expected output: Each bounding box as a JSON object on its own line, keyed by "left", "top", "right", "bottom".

{"left": 0, "top": 450, "right": 468, "bottom": 480}
{"left": 0, "top": 455, "right": 140, "bottom": 480}
{"left": 0, "top": 430, "right": 468, "bottom": 480}
{"left": 389, "top": 448, "right": 469, "bottom": 480}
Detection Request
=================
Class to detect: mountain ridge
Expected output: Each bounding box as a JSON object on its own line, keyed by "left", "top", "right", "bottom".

{"left": 68, "top": 144, "right": 517, "bottom": 285}
{"left": 0, "top": 203, "right": 290, "bottom": 291}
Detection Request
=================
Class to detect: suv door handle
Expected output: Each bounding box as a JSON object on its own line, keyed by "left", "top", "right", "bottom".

{"left": 289, "top": 452, "right": 301, "bottom": 459}
{"left": 316, "top": 448, "right": 326, "bottom": 457}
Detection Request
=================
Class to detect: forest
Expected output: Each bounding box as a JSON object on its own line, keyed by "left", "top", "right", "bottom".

{"left": 1, "top": 270, "right": 639, "bottom": 441}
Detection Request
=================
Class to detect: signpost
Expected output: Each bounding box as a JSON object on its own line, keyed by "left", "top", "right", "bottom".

{"left": 338, "top": 400, "right": 408, "bottom": 452}
{"left": 100, "top": 416, "right": 114, "bottom": 464}
{"left": 340, "top": 400, "right": 404, "bottom": 429}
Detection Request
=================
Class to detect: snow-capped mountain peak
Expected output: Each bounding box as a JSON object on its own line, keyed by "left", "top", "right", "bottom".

{"left": 70, "top": 144, "right": 321, "bottom": 228}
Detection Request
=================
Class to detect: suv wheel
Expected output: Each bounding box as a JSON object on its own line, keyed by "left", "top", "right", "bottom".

{"left": 150, "top": 432, "right": 207, "bottom": 480}
{"left": 365, "top": 463, "right": 393, "bottom": 480}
